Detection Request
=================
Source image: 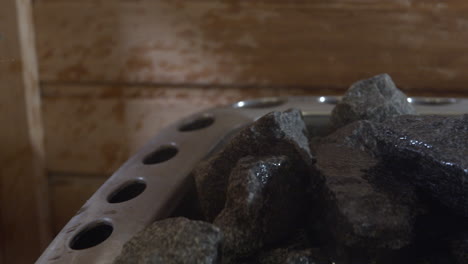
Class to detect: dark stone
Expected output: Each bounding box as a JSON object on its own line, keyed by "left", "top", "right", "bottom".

{"left": 326, "top": 247, "right": 416, "bottom": 264}
{"left": 214, "top": 155, "right": 311, "bottom": 261}
{"left": 257, "top": 230, "right": 329, "bottom": 264}
{"left": 317, "top": 115, "right": 468, "bottom": 262}
{"left": 327, "top": 115, "right": 468, "bottom": 217}
{"left": 374, "top": 114, "right": 468, "bottom": 217}
{"left": 194, "top": 109, "right": 315, "bottom": 221}
{"left": 330, "top": 73, "right": 416, "bottom": 129}
{"left": 311, "top": 141, "right": 421, "bottom": 251}
{"left": 114, "top": 217, "right": 222, "bottom": 264}
{"left": 259, "top": 248, "right": 327, "bottom": 264}
{"left": 450, "top": 231, "right": 468, "bottom": 264}
{"left": 412, "top": 217, "right": 468, "bottom": 264}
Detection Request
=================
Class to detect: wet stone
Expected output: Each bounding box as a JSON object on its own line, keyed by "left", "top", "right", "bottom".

{"left": 214, "top": 155, "right": 311, "bottom": 261}
{"left": 330, "top": 73, "right": 416, "bottom": 130}
{"left": 194, "top": 109, "right": 315, "bottom": 221}
{"left": 373, "top": 114, "right": 468, "bottom": 217}
{"left": 328, "top": 115, "right": 468, "bottom": 217}
{"left": 312, "top": 140, "right": 421, "bottom": 251}
{"left": 114, "top": 217, "right": 222, "bottom": 264}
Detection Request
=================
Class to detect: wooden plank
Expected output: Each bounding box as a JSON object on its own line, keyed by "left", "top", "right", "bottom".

{"left": 35, "top": 0, "right": 468, "bottom": 93}
{"left": 49, "top": 174, "right": 107, "bottom": 235}
{"left": 0, "top": 0, "right": 51, "bottom": 263}
{"left": 42, "top": 85, "right": 318, "bottom": 174}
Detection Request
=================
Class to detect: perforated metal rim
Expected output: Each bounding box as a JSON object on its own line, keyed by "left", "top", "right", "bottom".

{"left": 232, "top": 97, "right": 287, "bottom": 109}
{"left": 408, "top": 97, "right": 458, "bottom": 106}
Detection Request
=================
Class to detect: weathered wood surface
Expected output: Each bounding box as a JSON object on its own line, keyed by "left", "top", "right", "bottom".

{"left": 0, "top": 0, "right": 51, "bottom": 263}
{"left": 49, "top": 174, "right": 107, "bottom": 234}
{"left": 35, "top": 0, "right": 468, "bottom": 94}
{"left": 42, "top": 85, "right": 317, "bottom": 174}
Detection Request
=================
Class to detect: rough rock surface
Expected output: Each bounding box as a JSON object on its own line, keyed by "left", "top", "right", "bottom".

{"left": 194, "top": 109, "right": 315, "bottom": 221}
{"left": 214, "top": 155, "right": 310, "bottom": 261}
{"left": 326, "top": 115, "right": 468, "bottom": 217}
{"left": 373, "top": 114, "right": 468, "bottom": 217}
{"left": 259, "top": 248, "right": 326, "bottom": 264}
{"left": 114, "top": 217, "right": 222, "bottom": 264}
{"left": 330, "top": 73, "right": 416, "bottom": 129}
{"left": 312, "top": 140, "right": 421, "bottom": 251}
{"left": 257, "top": 230, "right": 328, "bottom": 264}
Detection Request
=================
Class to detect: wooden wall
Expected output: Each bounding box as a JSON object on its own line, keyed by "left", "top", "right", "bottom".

{"left": 35, "top": 0, "right": 468, "bottom": 92}
{"left": 1, "top": 0, "right": 50, "bottom": 263}
{"left": 31, "top": 0, "right": 468, "bottom": 251}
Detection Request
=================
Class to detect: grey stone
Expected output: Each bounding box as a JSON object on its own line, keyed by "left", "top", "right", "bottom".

{"left": 327, "top": 115, "right": 468, "bottom": 217}
{"left": 114, "top": 217, "right": 222, "bottom": 264}
{"left": 321, "top": 119, "right": 379, "bottom": 153}
{"left": 194, "top": 109, "right": 315, "bottom": 221}
{"left": 214, "top": 155, "right": 311, "bottom": 261}
{"left": 330, "top": 73, "right": 416, "bottom": 130}
{"left": 312, "top": 140, "right": 422, "bottom": 250}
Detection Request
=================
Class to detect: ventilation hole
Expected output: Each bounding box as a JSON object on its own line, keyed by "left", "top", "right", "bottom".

{"left": 69, "top": 221, "right": 113, "bottom": 250}
{"left": 233, "top": 97, "right": 286, "bottom": 109}
{"left": 108, "top": 180, "right": 146, "bottom": 203}
{"left": 317, "top": 96, "right": 340, "bottom": 104}
{"left": 179, "top": 114, "right": 215, "bottom": 132}
{"left": 143, "top": 145, "right": 178, "bottom": 165}
{"left": 408, "top": 97, "right": 457, "bottom": 106}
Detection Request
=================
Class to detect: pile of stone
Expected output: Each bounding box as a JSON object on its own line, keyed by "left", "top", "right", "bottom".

{"left": 115, "top": 74, "right": 467, "bottom": 264}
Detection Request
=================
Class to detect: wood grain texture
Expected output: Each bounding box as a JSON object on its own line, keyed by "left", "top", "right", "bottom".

{"left": 42, "top": 85, "right": 319, "bottom": 174}
{"left": 35, "top": 0, "right": 468, "bottom": 93}
{"left": 49, "top": 174, "right": 107, "bottom": 234}
{"left": 0, "top": 0, "right": 51, "bottom": 263}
